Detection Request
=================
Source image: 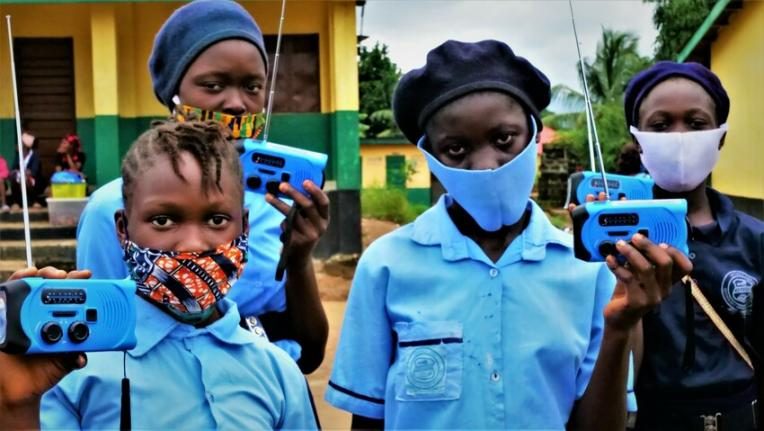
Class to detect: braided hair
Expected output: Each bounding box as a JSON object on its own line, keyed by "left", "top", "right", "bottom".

{"left": 122, "top": 120, "right": 243, "bottom": 209}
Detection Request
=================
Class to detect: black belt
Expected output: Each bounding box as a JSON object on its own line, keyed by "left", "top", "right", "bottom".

{"left": 635, "top": 399, "right": 759, "bottom": 431}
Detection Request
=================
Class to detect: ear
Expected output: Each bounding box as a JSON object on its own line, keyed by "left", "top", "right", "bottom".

{"left": 115, "top": 209, "right": 128, "bottom": 245}
{"left": 242, "top": 209, "right": 250, "bottom": 237}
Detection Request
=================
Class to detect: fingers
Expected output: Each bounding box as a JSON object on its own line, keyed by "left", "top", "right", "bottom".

{"left": 36, "top": 267, "right": 69, "bottom": 280}
{"left": 663, "top": 244, "right": 693, "bottom": 284}
{"left": 8, "top": 267, "right": 38, "bottom": 281}
{"left": 66, "top": 270, "right": 92, "bottom": 280}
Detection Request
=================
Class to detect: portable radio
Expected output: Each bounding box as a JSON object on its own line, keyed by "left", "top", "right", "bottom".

{"left": 0, "top": 278, "right": 137, "bottom": 354}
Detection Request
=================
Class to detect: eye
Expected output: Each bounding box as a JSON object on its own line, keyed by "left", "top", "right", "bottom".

{"left": 444, "top": 142, "right": 467, "bottom": 159}
{"left": 495, "top": 132, "right": 516, "bottom": 147}
{"left": 245, "top": 82, "right": 263, "bottom": 94}
{"left": 208, "top": 215, "right": 230, "bottom": 227}
{"left": 202, "top": 82, "right": 224, "bottom": 92}
{"left": 151, "top": 216, "right": 176, "bottom": 228}
{"left": 689, "top": 119, "right": 709, "bottom": 130}
{"left": 647, "top": 121, "right": 668, "bottom": 132}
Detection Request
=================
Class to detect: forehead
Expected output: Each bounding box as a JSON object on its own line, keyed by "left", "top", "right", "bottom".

{"left": 639, "top": 77, "right": 716, "bottom": 118}
{"left": 186, "top": 39, "right": 265, "bottom": 75}
{"left": 428, "top": 91, "right": 526, "bottom": 126}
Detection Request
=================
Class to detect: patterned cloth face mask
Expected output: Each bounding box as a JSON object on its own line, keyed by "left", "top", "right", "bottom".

{"left": 173, "top": 96, "right": 265, "bottom": 140}
{"left": 123, "top": 234, "right": 248, "bottom": 325}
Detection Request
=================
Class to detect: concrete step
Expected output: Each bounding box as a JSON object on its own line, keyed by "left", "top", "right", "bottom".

{"left": 0, "top": 222, "right": 76, "bottom": 241}
{"left": 0, "top": 259, "right": 29, "bottom": 280}
{"left": 0, "top": 210, "right": 49, "bottom": 223}
{"left": 0, "top": 239, "right": 77, "bottom": 264}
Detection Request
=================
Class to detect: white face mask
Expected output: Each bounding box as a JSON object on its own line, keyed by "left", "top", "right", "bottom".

{"left": 418, "top": 118, "right": 538, "bottom": 232}
{"left": 630, "top": 124, "right": 727, "bottom": 193}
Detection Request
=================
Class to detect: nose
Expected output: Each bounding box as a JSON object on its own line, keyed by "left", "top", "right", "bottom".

{"left": 175, "top": 226, "right": 213, "bottom": 252}
{"left": 468, "top": 146, "right": 504, "bottom": 170}
{"left": 222, "top": 89, "right": 247, "bottom": 116}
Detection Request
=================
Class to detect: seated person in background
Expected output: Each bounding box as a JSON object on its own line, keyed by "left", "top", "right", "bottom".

{"left": 0, "top": 154, "right": 9, "bottom": 211}
{"left": 9, "top": 130, "right": 43, "bottom": 209}
{"left": 54, "top": 134, "right": 86, "bottom": 178}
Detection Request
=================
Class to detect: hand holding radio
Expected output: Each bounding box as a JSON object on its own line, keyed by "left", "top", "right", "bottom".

{"left": 0, "top": 267, "right": 88, "bottom": 414}
{"left": 601, "top": 234, "right": 692, "bottom": 331}
{"left": 265, "top": 180, "right": 330, "bottom": 263}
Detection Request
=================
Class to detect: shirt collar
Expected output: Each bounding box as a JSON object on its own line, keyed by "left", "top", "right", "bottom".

{"left": 129, "top": 296, "right": 255, "bottom": 358}
{"left": 706, "top": 187, "right": 735, "bottom": 234}
{"left": 410, "top": 195, "right": 572, "bottom": 264}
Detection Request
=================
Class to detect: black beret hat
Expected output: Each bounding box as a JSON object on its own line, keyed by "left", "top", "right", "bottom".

{"left": 392, "top": 39, "right": 551, "bottom": 144}
{"left": 624, "top": 61, "right": 730, "bottom": 127}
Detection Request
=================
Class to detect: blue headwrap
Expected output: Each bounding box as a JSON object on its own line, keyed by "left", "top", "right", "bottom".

{"left": 624, "top": 61, "right": 730, "bottom": 127}
{"left": 149, "top": 0, "right": 268, "bottom": 110}
{"left": 392, "top": 39, "right": 551, "bottom": 144}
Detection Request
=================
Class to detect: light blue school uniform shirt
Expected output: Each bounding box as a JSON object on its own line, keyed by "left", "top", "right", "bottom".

{"left": 326, "top": 196, "right": 618, "bottom": 430}
{"left": 76, "top": 178, "right": 301, "bottom": 358}
{"left": 40, "top": 297, "right": 318, "bottom": 430}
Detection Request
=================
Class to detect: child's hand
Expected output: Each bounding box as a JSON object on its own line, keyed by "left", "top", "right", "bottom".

{"left": 602, "top": 234, "right": 692, "bottom": 332}
{"left": 0, "top": 267, "right": 90, "bottom": 409}
{"left": 265, "top": 180, "right": 330, "bottom": 262}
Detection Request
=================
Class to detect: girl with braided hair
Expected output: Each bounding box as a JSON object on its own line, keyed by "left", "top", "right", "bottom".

{"left": 0, "top": 120, "right": 319, "bottom": 429}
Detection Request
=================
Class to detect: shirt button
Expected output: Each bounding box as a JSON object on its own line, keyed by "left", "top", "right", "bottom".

{"left": 491, "top": 371, "right": 501, "bottom": 382}
{"left": 689, "top": 252, "right": 696, "bottom": 260}
{"left": 489, "top": 268, "right": 499, "bottom": 278}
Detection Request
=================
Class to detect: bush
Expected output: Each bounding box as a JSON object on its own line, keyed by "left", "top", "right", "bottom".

{"left": 361, "top": 186, "right": 427, "bottom": 224}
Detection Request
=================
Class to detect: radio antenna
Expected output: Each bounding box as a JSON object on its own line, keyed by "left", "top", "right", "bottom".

{"left": 6, "top": 15, "right": 34, "bottom": 268}
{"left": 568, "top": 0, "right": 610, "bottom": 199}
{"left": 262, "top": 0, "right": 287, "bottom": 143}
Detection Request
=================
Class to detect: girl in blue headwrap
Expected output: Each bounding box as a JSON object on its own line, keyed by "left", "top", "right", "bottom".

{"left": 625, "top": 61, "right": 763, "bottom": 431}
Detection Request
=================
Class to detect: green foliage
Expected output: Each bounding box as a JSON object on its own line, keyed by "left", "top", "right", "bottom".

{"left": 644, "top": 0, "right": 714, "bottom": 60}
{"left": 553, "top": 101, "right": 631, "bottom": 172}
{"left": 578, "top": 28, "right": 652, "bottom": 104}
{"left": 546, "top": 29, "right": 647, "bottom": 172}
{"left": 359, "top": 43, "right": 403, "bottom": 138}
{"left": 361, "top": 186, "right": 426, "bottom": 224}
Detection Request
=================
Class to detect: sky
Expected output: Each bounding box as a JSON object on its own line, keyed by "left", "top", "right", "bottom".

{"left": 358, "top": 0, "right": 659, "bottom": 97}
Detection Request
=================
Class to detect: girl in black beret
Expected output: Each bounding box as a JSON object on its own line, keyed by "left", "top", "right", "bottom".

{"left": 625, "top": 61, "right": 763, "bottom": 431}
{"left": 326, "top": 39, "right": 691, "bottom": 430}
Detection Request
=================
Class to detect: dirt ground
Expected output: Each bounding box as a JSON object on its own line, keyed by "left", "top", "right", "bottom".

{"left": 309, "top": 218, "right": 399, "bottom": 428}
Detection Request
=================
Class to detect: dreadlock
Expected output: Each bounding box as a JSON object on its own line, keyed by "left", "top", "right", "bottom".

{"left": 122, "top": 120, "right": 243, "bottom": 209}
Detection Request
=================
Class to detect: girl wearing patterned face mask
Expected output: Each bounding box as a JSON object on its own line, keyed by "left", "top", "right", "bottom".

{"left": 625, "top": 61, "right": 763, "bottom": 431}
{"left": 0, "top": 121, "right": 320, "bottom": 430}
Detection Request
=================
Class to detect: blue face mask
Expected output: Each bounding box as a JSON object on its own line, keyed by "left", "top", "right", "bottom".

{"left": 418, "top": 118, "right": 538, "bottom": 232}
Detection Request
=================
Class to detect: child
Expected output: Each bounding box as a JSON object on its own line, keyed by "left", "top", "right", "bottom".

{"left": 0, "top": 121, "right": 318, "bottom": 429}
{"left": 326, "top": 40, "right": 691, "bottom": 429}
{"left": 623, "top": 61, "right": 763, "bottom": 430}
{"left": 75, "top": 0, "right": 328, "bottom": 373}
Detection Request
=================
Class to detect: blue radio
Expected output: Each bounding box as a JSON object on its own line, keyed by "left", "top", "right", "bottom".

{"left": 566, "top": 171, "right": 654, "bottom": 207}
{"left": 571, "top": 199, "right": 689, "bottom": 262}
{"left": 0, "top": 278, "right": 137, "bottom": 354}
{"left": 237, "top": 139, "right": 328, "bottom": 199}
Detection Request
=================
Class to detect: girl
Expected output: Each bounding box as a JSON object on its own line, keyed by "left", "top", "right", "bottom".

{"left": 625, "top": 61, "right": 763, "bottom": 430}
{"left": 76, "top": 0, "right": 328, "bottom": 373}
{"left": 326, "top": 40, "right": 691, "bottom": 430}
{"left": 0, "top": 121, "right": 318, "bottom": 429}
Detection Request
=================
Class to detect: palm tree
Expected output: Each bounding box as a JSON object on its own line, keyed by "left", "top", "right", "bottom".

{"left": 546, "top": 28, "right": 651, "bottom": 171}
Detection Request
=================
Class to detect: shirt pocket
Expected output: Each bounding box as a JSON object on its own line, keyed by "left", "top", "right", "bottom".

{"left": 393, "top": 320, "right": 463, "bottom": 402}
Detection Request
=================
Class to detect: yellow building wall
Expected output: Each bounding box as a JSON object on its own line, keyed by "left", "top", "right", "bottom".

{"left": 361, "top": 144, "right": 431, "bottom": 189}
{"left": 0, "top": 3, "right": 94, "bottom": 118}
{"left": 710, "top": 1, "right": 764, "bottom": 201}
{"left": 0, "top": 1, "right": 352, "bottom": 119}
